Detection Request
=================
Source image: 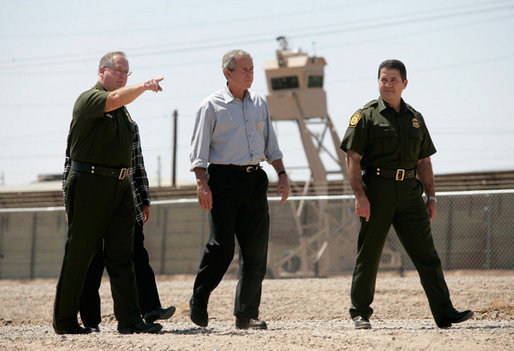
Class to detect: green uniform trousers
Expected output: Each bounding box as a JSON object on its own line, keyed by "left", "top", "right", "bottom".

{"left": 53, "top": 170, "right": 140, "bottom": 332}
{"left": 349, "top": 175, "right": 454, "bottom": 323}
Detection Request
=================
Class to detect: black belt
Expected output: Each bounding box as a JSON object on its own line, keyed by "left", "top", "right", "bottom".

{"left": 71, "top": 160, "right": 130, "bottom": 180}
{"left": 364, "top": 167, "right": 416, "bottom": 181}
{"left": 210, "top": 164, "right": 261, "bottom": 173}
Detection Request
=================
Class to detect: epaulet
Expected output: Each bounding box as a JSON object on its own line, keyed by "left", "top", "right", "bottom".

{"left": 362, "top": 99, "right": 379, "bottom": 110}
{"left": 405, "top": 103, "right": 421, "bottom": 115}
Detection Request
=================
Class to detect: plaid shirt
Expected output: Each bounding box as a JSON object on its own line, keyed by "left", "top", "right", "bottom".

{"left": 63, "top": 121, "right": 150, "bottom": 227}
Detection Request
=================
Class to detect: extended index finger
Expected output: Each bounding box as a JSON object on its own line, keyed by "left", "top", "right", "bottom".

{"left": 281, "top": 192, "right": 289, "bottom": 203}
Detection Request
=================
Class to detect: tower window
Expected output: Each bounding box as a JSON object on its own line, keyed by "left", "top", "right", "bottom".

{"left": 308, "top": 75, "right": 323, "bottom": 88}
{"left": 271, "top": 76, "right": 299, "bottom": 90}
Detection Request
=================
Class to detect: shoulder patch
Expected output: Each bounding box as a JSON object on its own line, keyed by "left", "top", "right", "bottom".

{"left": 349, "top": 112, "right": 363, "bottom": 128}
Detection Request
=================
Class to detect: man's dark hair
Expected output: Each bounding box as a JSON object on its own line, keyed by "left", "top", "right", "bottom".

{"left": 378, "top": 59, "right": 407, "bottom": 81}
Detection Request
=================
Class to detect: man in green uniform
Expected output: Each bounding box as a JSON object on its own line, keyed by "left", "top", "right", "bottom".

{"left": 340, "top": 59, "right": 473, "bottom": 329}
{"left": 53, "top": 51, "right": 164, "bottom": 335}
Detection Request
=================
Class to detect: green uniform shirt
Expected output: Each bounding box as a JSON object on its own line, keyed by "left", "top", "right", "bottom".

{"left": 340, "top": 97, "right": 436, "bottom": 170}
{"left": 68, "top": 82, "right": 135, "bottom": 168}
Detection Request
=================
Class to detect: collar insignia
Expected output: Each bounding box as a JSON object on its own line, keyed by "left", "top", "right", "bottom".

{"left": 124, "top": 108, "right": 133, "bottom": 124}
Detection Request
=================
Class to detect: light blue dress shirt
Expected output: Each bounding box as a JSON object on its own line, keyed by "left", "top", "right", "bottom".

{"left": 190, "top": 86, "right": 283, "bottom": 171}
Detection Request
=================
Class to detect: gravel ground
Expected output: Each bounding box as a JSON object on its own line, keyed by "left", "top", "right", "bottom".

{"left": 0, "top": 271, "right": 512, "bottom": 350}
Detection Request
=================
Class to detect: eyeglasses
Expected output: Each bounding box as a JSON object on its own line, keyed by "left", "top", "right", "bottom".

{"left": 105, "top": 66, "right": 132, "bottom": 77}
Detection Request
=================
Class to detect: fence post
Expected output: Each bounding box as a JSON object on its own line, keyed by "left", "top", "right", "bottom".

{"left": 485, "top": 195, "right": 492, "bottom": 270}
{"left": 30, "top": 212, "right": 38, "bottom": 279}
{"left": 0, "top": 214, "right": 4, "bottom": 278}
{"left": 160, "top": 207, "right": 168, "bottom": 274}
{"left": 445, "top": 197, "right": 454, "bottom": 270}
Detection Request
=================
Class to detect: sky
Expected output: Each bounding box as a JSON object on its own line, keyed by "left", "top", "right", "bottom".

{"left": 1, "top": 0, "right": 513, "bottom": 187}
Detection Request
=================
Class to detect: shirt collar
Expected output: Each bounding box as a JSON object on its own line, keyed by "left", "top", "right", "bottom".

{"left": 94, "top": 81, "right": 107, "bottom": 91}
{"left": 378, "top": 96, "right": 407, "bottom": 113}
{"left": 222, "top": 84, "right": 253, "bottom": 103}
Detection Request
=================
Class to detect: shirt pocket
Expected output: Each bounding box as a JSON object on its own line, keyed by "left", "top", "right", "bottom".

{"left": 254, "top": 114, "right": 267, "bottom": 135}
{"left": 371, "top": 125, "right": 398, "bottom": 153}
{"left": 214, "top": 109, "right": 240, "bottom": 137}
{"left": 242, "top": 105, "right": 266, "bottom": 134}
{"left": 216, "top": 109, "right": 237, "bottom": 124}
{"left": 408, "top": 127, "right": 424, "bottom": 158}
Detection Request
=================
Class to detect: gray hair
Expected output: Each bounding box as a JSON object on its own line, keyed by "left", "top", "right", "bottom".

{"left": 222, "top": 49, "right": 252, "bottom": 78}
{"left": 98, "top": 51, "right": 126, "bottom": 73}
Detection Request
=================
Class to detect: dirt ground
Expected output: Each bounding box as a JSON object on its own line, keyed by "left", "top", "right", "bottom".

{"left": 0, "top": 271, "right": 512, "bottom": 351}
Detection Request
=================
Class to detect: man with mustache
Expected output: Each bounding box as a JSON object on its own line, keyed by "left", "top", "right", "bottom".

{"left": 340, "top": 59, "right": 473, "bottom": 330}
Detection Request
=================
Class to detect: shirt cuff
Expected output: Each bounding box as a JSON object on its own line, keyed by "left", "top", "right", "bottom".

{"left": 190, "top": 160, "right": 208, "bottom": 171}
{"left": 266, "top": 150, "right": 284, "bottom": 164}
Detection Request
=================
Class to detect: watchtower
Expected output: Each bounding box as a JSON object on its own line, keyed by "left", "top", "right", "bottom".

{"left": 263, "top": 37, "right": 348, "bottom": 277}
{"left": 263, "top": 37, "right": 347, "bottom": 186}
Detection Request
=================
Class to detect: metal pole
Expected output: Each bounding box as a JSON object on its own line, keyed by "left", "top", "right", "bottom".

{"left": 0, "top": 214, "right": 4, "bottom": 278}
{"left": 486, "top": 195, "right": 492, "bottom": 269}
{"left": 30, "top": 212, "right": 38, "bottom": 279}
{"left": 157, "top": 155, "right": 161, "bottom": 187}
{"left": 445, "top": 197, "right": 453, "bottom": 270}
{"left": 172, "top": 110, "right": 178, "bottom": 188}
{"left": 160, "top": 207, "right": 168, "bottom": 274}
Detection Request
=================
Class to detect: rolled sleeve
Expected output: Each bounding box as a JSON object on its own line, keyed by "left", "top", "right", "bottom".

{"left": 189, "top": 103, "right": 213, "bottom": 171}
{"left": 263, "top": 103, "right": 283, "bottom": 163}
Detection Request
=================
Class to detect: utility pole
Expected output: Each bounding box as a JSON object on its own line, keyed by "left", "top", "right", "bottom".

{"left": 171, "top": 110, "right": 178, "bottom": 188}
{"left": 157, "top": 155, "right": 161, "bottom": 187}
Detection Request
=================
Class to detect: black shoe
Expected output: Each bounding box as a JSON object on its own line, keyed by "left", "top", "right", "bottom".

{"left": 85, "top": 325, "right": 100, "bottom": 332}
{"left": 353, "top": 316, "right": 371, "bottom": 329}
{"left": 189, "top": 297, "right": 208, "bottom": 327}
{"left": 143, "top": 306, "right": 176, "bottom": 324}
{"left": 54, "top": 325, "right": 92, "bottom": 335}
{"left": 235, "top": 317, "right": 268, "bottom": 330}
{"left": 117, "top": 321, "right": 163, "bottom": 334}
{"left": 436, "top": 310, "right": 474, "bottom": 329}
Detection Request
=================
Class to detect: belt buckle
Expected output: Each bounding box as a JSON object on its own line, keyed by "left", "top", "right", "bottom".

{"left": 395, "top": 169, "right": 405, "bottom": 181}
{"left": 119, "top": 168, "right": 128, "bottom": 179}
{"left": 245, "top": 166, "right": 254, "bottom": 173}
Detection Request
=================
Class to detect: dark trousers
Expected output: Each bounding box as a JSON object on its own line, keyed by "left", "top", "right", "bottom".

{"left": 79, "top": 223, "right": 162, "bottom": 327}
{"left": 192, "top": 165, "right": 270, "bottom": 319}
{"left": 349, "top": 176, "right": 454, "bottom": 324}
{"left": 53, "top": 171, "right": 140, "bottom": 332}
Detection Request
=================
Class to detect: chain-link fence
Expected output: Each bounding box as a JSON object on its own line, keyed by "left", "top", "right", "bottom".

{"left": 0, "top": 190, "right": 512, "bottom": 279}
